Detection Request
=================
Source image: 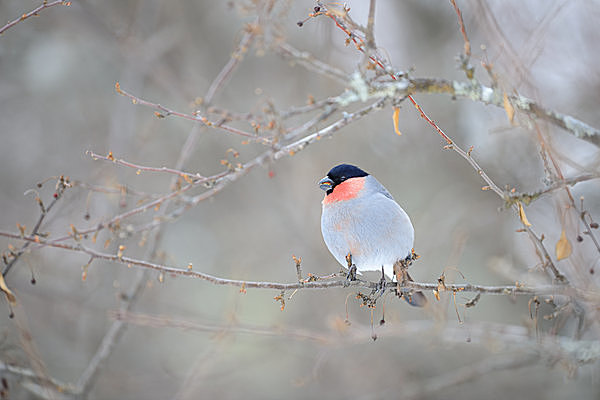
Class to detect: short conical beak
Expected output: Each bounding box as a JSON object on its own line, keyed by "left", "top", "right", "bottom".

{"left": 318, "top": 176, "right": 334, "bottom": 192}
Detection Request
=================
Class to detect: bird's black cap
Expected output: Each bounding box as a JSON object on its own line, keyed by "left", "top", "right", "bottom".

{"left": 319, "top": 164, "right": 369, "bottom": 194}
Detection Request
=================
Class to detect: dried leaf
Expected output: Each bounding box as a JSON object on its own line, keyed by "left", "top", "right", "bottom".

{"left": 0, "top": 273, "right": 16, "bottom": 305}
{"left": 392, "top": 107, "right": 402, "bottom": 135}
{"left": 503, "top": 92, "right": 515, "bottom": 123}
{"left": 556, "top": 230, "right": 572, "bottom": 261}
{"left": 518, "top": 202, "right": 532, "bottom": 227}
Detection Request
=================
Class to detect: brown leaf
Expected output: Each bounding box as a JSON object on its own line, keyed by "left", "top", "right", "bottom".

{"left": 518, "top": 202, "right": 532, "bottom": 227}
{"left": 503, "top": 92, "right": 515, "bottom": 123}
{"left": 556, "top": 229, "right": 572, "bottom": 261}
{"left": 0, "top": 273, "right": 16, "bottom": 305}
{"left": 392, "top": 107, "right": 402, "bottom": 136}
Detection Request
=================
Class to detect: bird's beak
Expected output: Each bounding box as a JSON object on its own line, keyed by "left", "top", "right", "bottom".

{"left": 318, "top": 176, "right": 334, "bottom": 192}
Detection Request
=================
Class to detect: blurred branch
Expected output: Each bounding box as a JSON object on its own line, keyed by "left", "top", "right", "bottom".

{"left": 0, "top": 1, "right": 69, "bottom": 36}
{"left": 110, "top": 312, "right": 600, "bottom": 369}
{"left": 74, "top": 270, "right": 145, "bottom": 397}
{"left": 365, "top": 0, "right": 376, "bottom": 49}
{"left": 397, "top": 354, "right": 538, "bottom": 399}
{"left": 111, "top": 310, "right": 330, "bottom": 342}
{"left": 0, "top": 230, "right": 590, "bottom": 300}
{"left": 0, "top": 360, "right": 74, "bottom": 398}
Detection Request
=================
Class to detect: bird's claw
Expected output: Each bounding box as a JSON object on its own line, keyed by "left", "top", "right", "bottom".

{"left": 346, "top": 264, "right": 357, "bottom": 281}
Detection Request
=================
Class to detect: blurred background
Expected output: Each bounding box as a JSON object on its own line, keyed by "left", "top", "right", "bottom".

{"left": 1, "top": 0, "right": 599, "bottom": 399}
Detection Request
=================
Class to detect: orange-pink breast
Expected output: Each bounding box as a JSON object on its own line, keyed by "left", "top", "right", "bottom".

{"left": 322, "top": 177, "right": 365, "bottom": 205}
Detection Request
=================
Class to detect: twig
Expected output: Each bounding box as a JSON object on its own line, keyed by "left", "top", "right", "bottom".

{"left": 86, "top": 151, "right": 204, "bottom": 182}
{"left": 114, "top": 83, "right": 269, "bottom": 143}
{"left": 3, "top": 178, "right": 66, "bottom": 277}
{"left": 0, "top": 1, "right": 69, "bottom": 36}
{"left": 275, "top": 43, "right": 348, "bottom": 84}
{"left": 204, "top": 21, "right": 257, "bottom": 105}
{"left": 449, "top": 0, "right": 471, "bottom": 57}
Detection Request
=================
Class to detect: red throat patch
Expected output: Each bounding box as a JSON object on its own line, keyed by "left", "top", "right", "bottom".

{"left": 323, "top": 177, "right": 365, "bottom": 204}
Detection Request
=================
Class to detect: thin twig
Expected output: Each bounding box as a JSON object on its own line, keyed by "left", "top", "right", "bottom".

{"left": 0, "top": 1, "right": 69, "bottom": 36}
{"left": 204, "top": 21, "right": 257, "bottom": 105}
{"left": 449, "top": 0, "right": 471, "bottom": 57}
{"left": 3, "top": 180, "right": 65, "bottom": 277}
{"left": 115, "top": 83, "right": 269, "bottom": 143}
{"left": 86, "top": 151, "right": 204, "bottom": 182}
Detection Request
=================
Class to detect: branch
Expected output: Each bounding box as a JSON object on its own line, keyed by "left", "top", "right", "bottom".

{"left": 74, "top": 270, "right": 145, "bottom": 396}
{"left": 0, "top": 231, "right": 591, "bottom": 300}
{"left": 204, "top": 20, "right": 257, "bottom": 105}
{"left": 0, "top": 1, "right": 69, "bottom": 36}
{"left": 86, "top": 150, "right": 205, "bottom": 182}
{"left": 111, "top": 312, "right": 600, "bottom": 368}
{"left": 3, "top": 176, "right": 69, "bottom": 277}
{"left": 0, "top": 359, "right": 74, "bottom": 399}
{"left": 114, "top": 83, "right": 269, "bottom": 143}
{"left": 410, "top": 78, "right": 600, "bottom": 147}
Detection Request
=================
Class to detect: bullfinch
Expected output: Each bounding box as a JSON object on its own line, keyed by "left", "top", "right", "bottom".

{"left": 319, "top": 164, "right": 426, "bottom": 306}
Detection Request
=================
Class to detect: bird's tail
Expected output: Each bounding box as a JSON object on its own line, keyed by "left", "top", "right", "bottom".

{"left": 400, "top": 272, "right": 427, "bottom": 307}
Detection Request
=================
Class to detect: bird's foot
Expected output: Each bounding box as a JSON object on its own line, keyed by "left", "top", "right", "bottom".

{"left": 373, "top": 266, "right": 387, "bottom": 298}
{"left": 346, "top": 264, "right": 357, "bottom": 281}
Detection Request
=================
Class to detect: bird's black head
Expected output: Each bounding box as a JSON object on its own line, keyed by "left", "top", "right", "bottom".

{"left": 319, "top": 164, "right": 369, "bottom": 194}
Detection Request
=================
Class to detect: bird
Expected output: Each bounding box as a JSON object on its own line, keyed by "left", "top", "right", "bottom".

{"left": 318, "top": 163, "right": 426, "bottom": 306}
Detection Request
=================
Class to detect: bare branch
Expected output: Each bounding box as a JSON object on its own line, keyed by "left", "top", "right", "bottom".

{"left": 114, "top": 83, "right": 269, "bottom": 143}
{"left": 0, "top": 1, "right": 69, "bottom": 36}
{"left": 410, "top": 78, "right": 600, "bottom": 147}
{"left": 0, "top": 231, "right": 589, "bottom": 300}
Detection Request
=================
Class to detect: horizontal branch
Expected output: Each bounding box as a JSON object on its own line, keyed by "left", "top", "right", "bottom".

{"left": 1, "top": 230, "right": 592, "bottom": 300}
{"left": 112, "top": 312, "right": 600, "bottom": 368}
